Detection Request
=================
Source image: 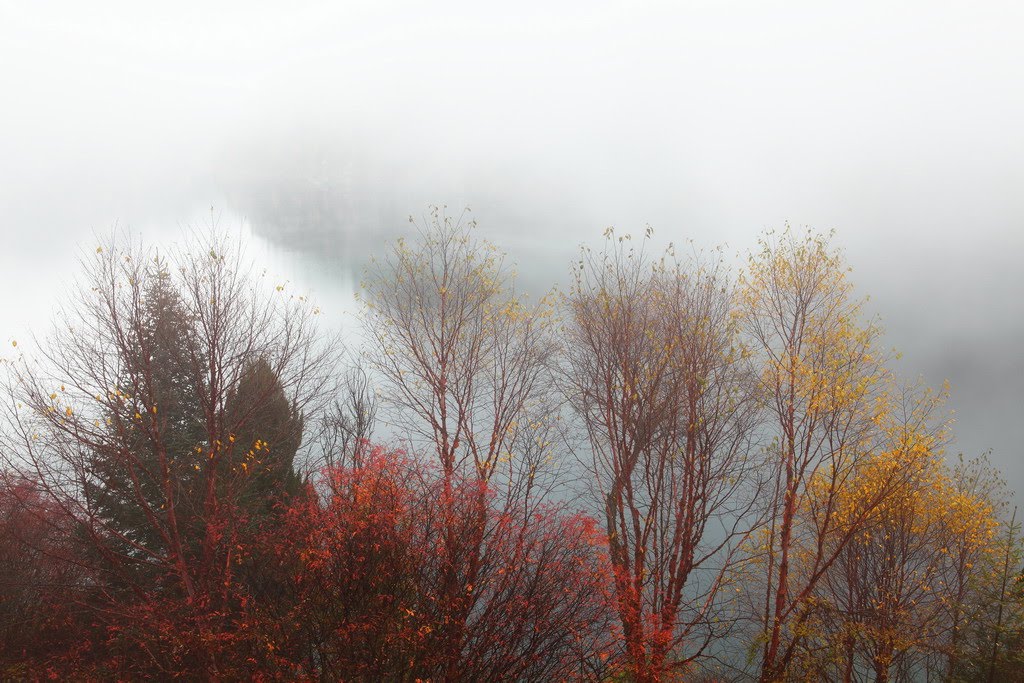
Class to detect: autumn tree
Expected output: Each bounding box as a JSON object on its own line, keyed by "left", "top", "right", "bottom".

{"left": 736, "top": 227, "right": 913, "bottom": 682}
{"left": 780, "top": 386, "right": 1003, "bottom": 681}
{"left": 275, "top": 444, "right": 612, "bottom": 681}
{"left": 947, "top": 468, "right": 1024, "bottom": 682}
{"left": 272, "top": 445, "right": 423, "bottom": 680}
{"left": 0, "top": 472, "right": 85, "bottom": 676}
{"left": 361, "top": 207, "right": 612, "bottom": 679}
{"left": 0, "top": 231, "right": 336, "bottom": 678}
{"left": 562, "top": 229, "right": 764, "bottom": 681}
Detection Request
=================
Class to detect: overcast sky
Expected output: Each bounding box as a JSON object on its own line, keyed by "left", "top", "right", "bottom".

{"left": 2, "top": 1, "right": 1022, "bottom": 498}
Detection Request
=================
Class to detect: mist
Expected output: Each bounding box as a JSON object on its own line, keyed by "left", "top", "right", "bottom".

{"left": 2, "top": 1, "right": 1022, "bottom": 498}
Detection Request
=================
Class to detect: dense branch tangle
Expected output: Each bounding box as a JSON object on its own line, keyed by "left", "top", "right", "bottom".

{"left": 563, "top": 230, "right": 761, "bottom": 682}
{"left": 736, "top": 228, "right": 930, "bottom": 682}
{"left": 360, "top": 207, "right": 603, "bottom": 680}
{"left": 362, "top": 207, "right": 554, "bottom": 483}
{"left": 0, "top": 232, "right": 336, "bottom": 677}
{"left": 802, "top": 402, "right": 1003, "bottom": 682}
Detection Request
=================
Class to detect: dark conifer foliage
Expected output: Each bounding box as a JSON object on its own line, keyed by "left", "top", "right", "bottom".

{"left": 224, "top": 355, "right": 305, "bottom": 512}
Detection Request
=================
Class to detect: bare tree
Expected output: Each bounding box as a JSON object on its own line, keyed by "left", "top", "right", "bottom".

{"left": 361, "top": 206, "right": 607, "bottom": 679}
{"left": 562, "top": 229, "right": 763, "bottom": 681}
{"left": 316, "top": 361, "right": 378, "bottom": 472}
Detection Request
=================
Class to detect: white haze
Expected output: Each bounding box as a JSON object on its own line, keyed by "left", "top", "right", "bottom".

{"left": 1, "top": 1, "right": 1022, "bottom": 499}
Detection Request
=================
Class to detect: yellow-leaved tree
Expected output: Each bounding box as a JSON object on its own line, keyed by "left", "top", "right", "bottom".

{"left": 792, "top": 384, "right": 1001, "bottom": 681}
{"left": 738, "top": 228, "right": 902, "bottom": 682}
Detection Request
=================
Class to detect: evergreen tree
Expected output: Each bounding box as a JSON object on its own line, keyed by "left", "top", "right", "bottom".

{"left": 85, "top": 261, "right": 206, "bottom": 580}
{"left": 223, "top": 356, "right": 305, "bottom": 518}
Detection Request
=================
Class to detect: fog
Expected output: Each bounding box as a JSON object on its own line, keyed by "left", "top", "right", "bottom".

{"left": 2, "top": 1, "right": 1022, "bottom": 499}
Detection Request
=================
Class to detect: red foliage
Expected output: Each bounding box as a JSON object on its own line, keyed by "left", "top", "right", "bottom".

{"left": 0, "top": 445, "right": 615, "bottom": 680}
{"left": 0, "top": 475, "right": 88, "bottom": 677}
{"left": 0, "top": 473, "right": 301, "bottom": 679}
{"left": 274, "top": 445, "right": 615, "bottom": 681}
